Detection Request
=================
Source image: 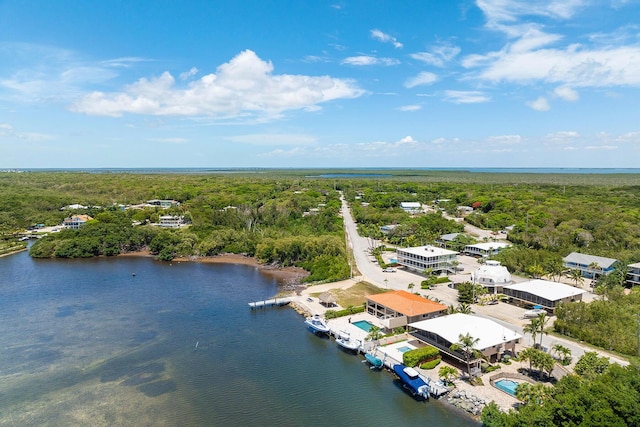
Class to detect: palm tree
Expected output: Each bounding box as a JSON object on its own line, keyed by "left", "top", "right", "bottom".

{"left": 446, "top": 304, "right": 458, "bottom": 315}
{"left": 551, "top": 344, "right": 571, "bottom": 365}
{"left": 535, "top": 312, "right": 549, "bottom": 348}
{"left": 569, "top": 269, "right": 584, "bottom": 287}
{"left": 450, "top": 332, "right": 481, "bottom": 379}
{"left": 366, "top": 325, "right": 383, "bottom": 343}
{"left": 456, "top": 303, "right": 473, "bottom": 314}
{"left": 438, "top": 366, "right": 458, "bottom": 385}
{"left": 516, "top": 383, "right": 551, "bottom": 405}
{"left": 523, "top": 317, "right": 540, "bottom": 348}
{"left": 527, "top": 263, "right": 545, "bottom": 279}
{"left": 517, "top": 347, "right": 539, "bottom": 374}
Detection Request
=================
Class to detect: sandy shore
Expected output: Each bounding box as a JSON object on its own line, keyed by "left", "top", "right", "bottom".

{"left": 120, "top": 250, "right": 309, "bottom": 284}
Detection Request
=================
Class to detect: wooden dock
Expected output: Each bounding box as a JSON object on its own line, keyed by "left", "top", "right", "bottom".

{"left": 248, "top": 296, "right": 294, "bottom": 309}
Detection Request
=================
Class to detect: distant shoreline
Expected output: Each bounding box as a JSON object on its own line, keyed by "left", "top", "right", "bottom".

{"left": 119, "top": 250, "right": 309, "bottom": 284}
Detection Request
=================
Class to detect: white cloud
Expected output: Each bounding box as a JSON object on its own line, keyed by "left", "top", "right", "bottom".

{"left": 553, "top": 86, "right": 579, "bottom": 101}
{"left": 370, "top": 29, "right": 403, "bottom": 49}
{"left": 410, "top": 43, "right": 461, "bottom": 67}
{"left": 487, "top": 134, "right": 522, "bottom": 144}
{"left": 444, "top": 90, "right": 491, "bottom": 104}
{"left": 397, "top": 104, "right": 421, "bottom": 112}
{"left": 527, "top": 96, "right": 550, "bottom": 111}
{"left": 546, "top": 131, "right": 580, "bottom": 142}
{"left": 179, "top": 67, "right": 198, "bottom": 80}
{"left": 0, "top": 122, "right": 54, "bottom": 141}
{"left": 71, "top": 50, "right": 364, "bottom": 119}
{"left": 404, "top": 72, "right": 438, "bottom": 88}
{"left": 341, "top": 55, "right": 400, "bottom": 66}
{"left": 466, "top": 1, "right": 640, "bottom": 89}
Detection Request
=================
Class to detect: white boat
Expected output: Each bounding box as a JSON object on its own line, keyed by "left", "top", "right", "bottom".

{"left": 336, "top": 330, "right": 360, "bottom": 352}
{"left": 305, "top": 314, "right": 330, "bottom": 334}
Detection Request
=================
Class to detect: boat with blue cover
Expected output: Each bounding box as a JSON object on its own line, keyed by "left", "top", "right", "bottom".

{"left": 364, "top": 352, "right": 384, "bottom": 369}
{"left": 392, "top": 364, "right": 430, "bottom": 400}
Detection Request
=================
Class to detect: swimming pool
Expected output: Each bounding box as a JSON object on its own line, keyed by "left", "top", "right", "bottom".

{"left": 494, "top": 379, "right": 519, "bottom": 396}
{"left": 397, "top": 346, "right": 413, "bottom": 353}
{"left": 353, "top": 320, "right": 374, "bottom": 332}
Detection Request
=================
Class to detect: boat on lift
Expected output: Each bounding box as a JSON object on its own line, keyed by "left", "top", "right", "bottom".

{"left": 392, "top": 364, "right": 430, "bottom": 400}
{"left": 304, "top": 314, "right": 330, "bottom": 335}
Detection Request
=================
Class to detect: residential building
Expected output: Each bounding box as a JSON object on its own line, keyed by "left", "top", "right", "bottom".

{"left": 400, "top": 202, "right": 422, "bottom": 214}
{"left": 63, "top": 214, "right": 93, "bottom": 229}
{"left": 380, "top": 224, "right": 399, "bottom": 234}
{"left": 503, "top": 279, "right": 586, "bottom": 313}
{"left": 562, "top": 252, "right": 619, "bottom": 278}
{"left": 471, "top": 260, "right": 512, "bottom": 294}
{"left": 464, "top": 242, "right": 510, "bottom": 258}
{"left": 147, "top": 199, "right": 180, "bottom": 209}
{"left": 158, "top": 215, "right": 185, "bottom": 228}
{"left": 410, "top": 313, "right": 522, "bottom": 365}
{"left": 436, "top": 232, "right": 461, "bottom": 248}
{"left": 396, "top": 245, "right": 458, "bottom": 274}
{"left": 626, "top": 262, "right": 640, "bottom": 287}
{"left": 366, "top": 290, "right": 447, "bottom": 331}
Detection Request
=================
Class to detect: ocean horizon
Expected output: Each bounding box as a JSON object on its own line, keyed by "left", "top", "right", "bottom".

{"left": 7, "top": 167, "right": 640, "bottom": 175}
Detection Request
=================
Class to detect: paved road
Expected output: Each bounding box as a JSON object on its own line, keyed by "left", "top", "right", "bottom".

{"left": 339, "top": 192, "right": 629, "bottom": 367}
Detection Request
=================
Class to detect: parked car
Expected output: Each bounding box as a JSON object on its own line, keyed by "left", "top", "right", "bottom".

{"left": 382, "top": 268, "right": 396, "bottom": 273}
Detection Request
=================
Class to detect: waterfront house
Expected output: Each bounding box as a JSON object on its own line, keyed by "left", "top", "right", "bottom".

{"left": 396, "top": 245, "right": 457, "bottom": 274}
{"left": 464, "top": 242, "right": 510, "bottom": 258}
{"left": 366, "top": 290, "right": 447, "bottom": 331}
{"left": 410, "top": 313, "right": 522, "bottom": 366}
{"left": 562, "top": 252, "right": 619, "bottom": 278}
{"left": 471, "top": 260, "right": 512, "bottom": 294}
{"left": 502, "top": 279, "right": 586, "bottom": 313}
{"left": 63, "top": 214, "right": 93, "bottom": 229}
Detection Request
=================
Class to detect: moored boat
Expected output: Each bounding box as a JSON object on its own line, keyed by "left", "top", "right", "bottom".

{"left": 364, "top": 352, "right": 384, "bottom": 369}
{"left": 336, "top": 330, "right": 360, "bottom": 353}
{"left": 392, "top": 364, "right": 430, "bottom": 400}
{"left": 304, "top": 314, "right": 330, "bottom": 335}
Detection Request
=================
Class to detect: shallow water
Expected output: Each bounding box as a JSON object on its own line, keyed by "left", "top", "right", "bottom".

{"left": 0, "top": 251, "right": 478, "bottom": 426}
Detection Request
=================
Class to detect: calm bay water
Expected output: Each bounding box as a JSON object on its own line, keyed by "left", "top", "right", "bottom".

{"left": 0, "top": 251, "right": 477, "bottom": 426}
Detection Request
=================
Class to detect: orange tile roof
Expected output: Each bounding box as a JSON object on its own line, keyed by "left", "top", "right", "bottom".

{"left": 367, "top": 290, "right": 447, "bottom": 316}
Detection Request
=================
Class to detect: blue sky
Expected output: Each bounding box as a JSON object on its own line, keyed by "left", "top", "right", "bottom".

{"left": 1, "top": 0, "right": 640, "bottom": 169}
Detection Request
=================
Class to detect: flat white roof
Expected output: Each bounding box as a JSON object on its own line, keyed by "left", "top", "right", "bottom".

{"left": 400, "top": 202, "right": 421, "bottom": 207}
{"left": 410, "top": 313, "right": 522, "bottom": 351}
{"left": 465, "top": 242, "right": 511, "bottom": 250}
{"left": 397, "top": 245, "right": 457, "bottom": 257}
{"left": 504, "top": 279, "right": 586, "bottom": 301}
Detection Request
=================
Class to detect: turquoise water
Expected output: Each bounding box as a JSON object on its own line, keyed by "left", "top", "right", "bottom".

{"left": 398, "top": 346, "right": 412, "bottom": 353}
{"left": 353, "top": 320, "right": 375, "bottom": 332}
{"left": 0, "top": 250, "right": 477, "bottom": 426}
{"left": 495, "top": 379, "right": 519, "bottom": 396}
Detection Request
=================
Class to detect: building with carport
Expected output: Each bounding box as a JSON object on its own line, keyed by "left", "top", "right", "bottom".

{"left": 409, "top": 313, "right": 522, "bottom": 366}
{"left": 366, "top": 290, "right": 447, "bottom": 331}
{"left": 503, "top": 279, "right": 586, "bottom": 313}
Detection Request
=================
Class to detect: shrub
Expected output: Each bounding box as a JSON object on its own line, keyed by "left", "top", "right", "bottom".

{"left": 403, "top": 346, "right": 440, "bottom": 367}
{"left": 324, "top": 305, "right": 365, "bottom": 319}
{"left": 420, "top": 357, "right": 441, "bottom": 370}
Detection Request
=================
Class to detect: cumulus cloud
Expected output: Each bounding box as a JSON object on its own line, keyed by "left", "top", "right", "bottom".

{"left": 546, "top": 131, "right": 580, "bottom": 142}
{"left": 527, "top": 96, "right": 550, "bottom": 111}
{"left": 444, "top": 90, "right": 490, "bottom": 104}
{"left": 404, "top": 72, "right": 438, "bottom": 88}
{"left": 71, "top": 50, "right": 364, "bottom": 119}
{"left": 487, "top": 134, "right": 522, "bottom": 144}
{"left": 370, "top": 29, "right": 403, "bottom": 48}
{"left": 554, "top": 85, "right": 579, "bottom": 101}
{"left": 341, "top": 55, "right": 400, "bottom": 66}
